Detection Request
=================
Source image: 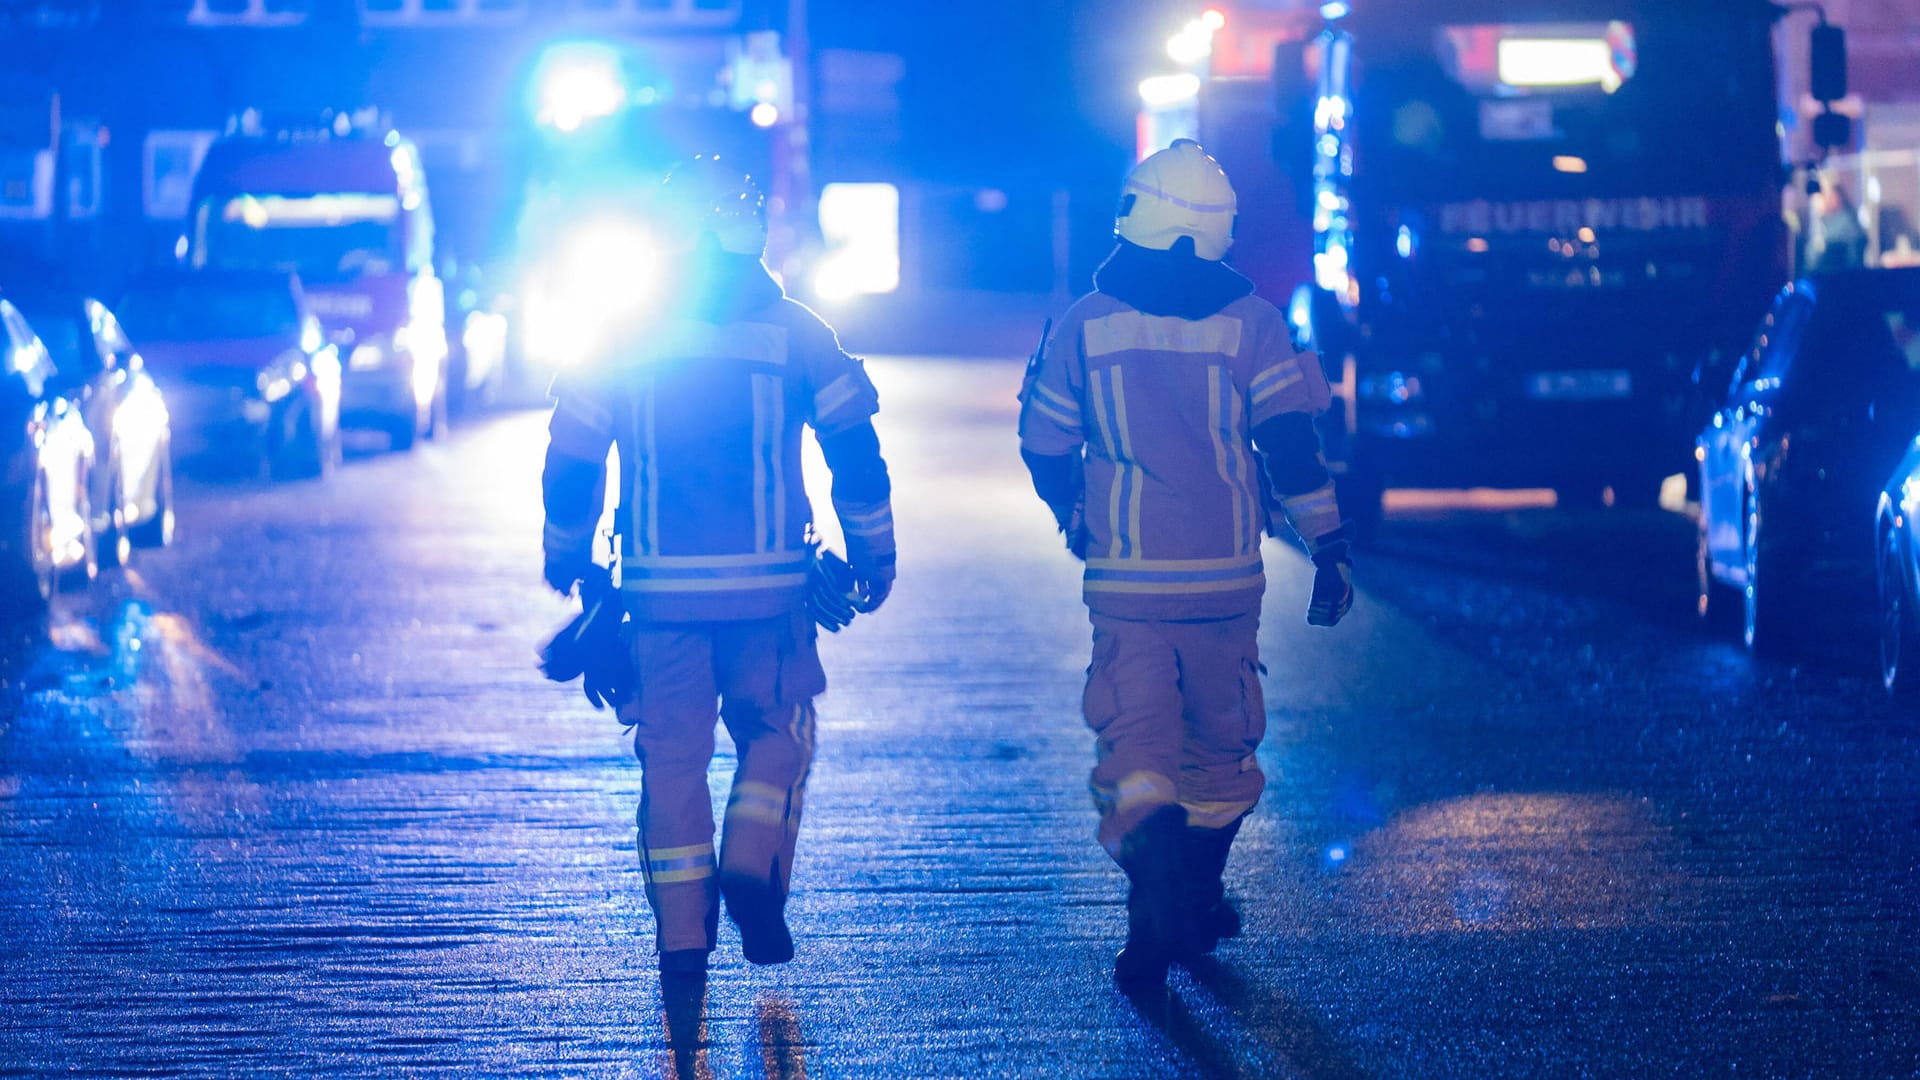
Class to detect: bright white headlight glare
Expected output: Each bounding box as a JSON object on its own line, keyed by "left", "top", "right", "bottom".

{"left": 536, "top": 43, "right": 627, "bottom": 132}
{"left": 409, "top": 340, "right": 440, "bottom": 408}
{"left": 812, "top": 183, "right": 901, "bottom": 303}
{"left": 524, "top": 217, "right": 659, "bottom": 368}
{"left": 348, "top": 341, "right": 386, "bottom": 371}
{"left": 41, "top": 408, "right": 94, "bottom": 567}
{"left": 114, "top": 376, "right": 169, "bottom": 483}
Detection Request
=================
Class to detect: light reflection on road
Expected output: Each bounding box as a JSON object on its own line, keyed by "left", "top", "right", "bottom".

{"left": 1332, "top": 792, "right": 1698, "bottom": 934}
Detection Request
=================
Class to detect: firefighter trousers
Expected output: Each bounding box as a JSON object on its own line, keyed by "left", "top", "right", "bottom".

{"left": 618, "top": 611, "right": 827, "bottom": 955}
{"left": 1083, "top": 612, "right": 1266, "bottom": 858}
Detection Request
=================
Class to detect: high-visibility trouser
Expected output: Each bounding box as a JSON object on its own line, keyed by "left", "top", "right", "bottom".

{"left": 1082, "top": 612, "right": 1266, "bottom": 859}
{"left": 619, "top": 611, "right": 826, "bottom": 954}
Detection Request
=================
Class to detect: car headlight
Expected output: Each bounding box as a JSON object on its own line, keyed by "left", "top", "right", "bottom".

{"left": 521, "top": 216, "right": 659, "bottom": 368}
{"left": 114, "top": 377, "right": 169, "bottom": 465}
{"left": 348, "top": 338, "right": 388, "bottom": 371}
{"left": 257, "top": 350, "right": 310, "bottom": 403}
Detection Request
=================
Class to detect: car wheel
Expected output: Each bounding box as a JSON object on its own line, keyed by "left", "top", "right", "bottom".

{"left": 1743, "top": 486, "right": 1798, "bottom": 656}
{"left": 129, "top": 443, "right": 175, "bottom": 548}
{"left": 1697, "top": 520, "right": 1742, "bottom": 634}
{"left": 1879, "top": 526, "right": 1919, "bottom": 701}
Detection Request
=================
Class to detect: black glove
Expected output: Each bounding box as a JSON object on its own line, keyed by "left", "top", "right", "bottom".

{"left": 539, "top": 569, "right": 635, "bottom": 709}
{"left": 1307, "top": 535, "right": 1353, "bottom": 628}
{"left": 578, "top": 573, "right": 634, "bottom": 710}
{"left": 851, "top": 553, "right": 894, "bottom": 614}
{"left": 809, "top": 546, "right": 861, "bottom": 632}
{"left": 582, "top": 626, "right": 634, "bottom": 710}
{"left": 1044, "top": 495, "right": 1089, "bottom": 561}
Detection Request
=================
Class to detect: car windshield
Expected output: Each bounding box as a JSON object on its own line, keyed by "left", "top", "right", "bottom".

{"left": 118, "top": 283, "right": 300, "bottom": 341}
{"left": 196, "top": 193, "right": 403, "bottom": 283}
{"left": 1354, "top": 13, "right": 1778, "bottom": 199}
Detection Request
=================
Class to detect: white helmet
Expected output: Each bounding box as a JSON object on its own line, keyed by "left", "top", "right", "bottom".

{"left": 1115, "top": 139, "right": 1237, "bottom": 261}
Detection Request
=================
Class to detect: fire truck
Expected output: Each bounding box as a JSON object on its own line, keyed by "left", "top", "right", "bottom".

{"left": 1146, "top": 1, "right": 1840, "bottom": 523}
{"left": 187, "top": 117, "right": 454, "bottom": 449}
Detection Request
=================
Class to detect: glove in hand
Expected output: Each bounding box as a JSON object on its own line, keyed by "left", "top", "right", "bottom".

{"left": 852, "top": 555, "right": 894, "bottom": 614}
{"left": 582, "top": 633, "right": 634, "bottom": 710}
{"left": 1307, "top": 538, "right": 1353, "bottom": 628}
{"left": 538, "top": 569, "right": 635, "bottom": 710}
{"left": 809, "top": 548, "right": 860, "bottom": 632}
{"left": 578, "top": 573, "right": 634, "bottom": 710}
{"left": 1055, "top": 499, "right": 1088, "bottom": 561}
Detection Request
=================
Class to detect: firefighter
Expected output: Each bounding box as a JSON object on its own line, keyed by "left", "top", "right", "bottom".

{"left": 1017, "top": 140, "right": 1352, "bottom": 989}
{"left": 541, "top": 158, "right": 895, "bottom": 979}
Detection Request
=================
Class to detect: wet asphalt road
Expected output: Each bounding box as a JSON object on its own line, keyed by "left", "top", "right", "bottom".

{"left": 3, "top": 356, "right": 1918, "bottom": 1079}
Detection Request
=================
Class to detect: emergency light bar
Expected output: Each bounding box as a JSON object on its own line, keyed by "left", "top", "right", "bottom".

{"left": 221, "top": 193, "right": 401, "bottom": 228}
{"left": 1497, "top": 38, "right": 1622, "bottom": 92}
{"left": 534, "top": 42, "right": 627, "bottom": 132}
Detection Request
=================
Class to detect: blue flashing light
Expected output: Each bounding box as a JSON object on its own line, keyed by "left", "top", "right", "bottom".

{"left": 534, "top": 42, "right": 627, "bottom": 133}
{"left": 1321, "top": 0, "right": 1350, "bottom": 19}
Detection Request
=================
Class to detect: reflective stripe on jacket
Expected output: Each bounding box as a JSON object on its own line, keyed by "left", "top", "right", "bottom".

{"left": 547, "top": 298, "right": 880, "bottom": 622}
{"left": 1018, "top": 292, "right": 1331, "bottom": 620}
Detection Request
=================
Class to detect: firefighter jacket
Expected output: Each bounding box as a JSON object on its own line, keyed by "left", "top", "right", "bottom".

{"left": 544, "top": 257, "right": 890, "bottom": 623}
{"left": 1018, "top": 243, "right": 1338, "bottom": 620}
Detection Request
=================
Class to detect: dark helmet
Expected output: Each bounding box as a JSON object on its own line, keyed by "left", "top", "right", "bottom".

{"left": 659, "top": 155, "right": 768, "bottom": 256}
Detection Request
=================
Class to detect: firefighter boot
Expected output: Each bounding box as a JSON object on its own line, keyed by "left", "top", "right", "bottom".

{"left": 720, "top": 871, "right": 795, "bottom": 966}
{"left": 659, "top": 948, "right": 711, "bottom": 983}
{"left": 1113, "top": 805, "right": 1192, "bottom": 989}
{"left": 1184, "top": 820, "right": 1243, "bottom": 958}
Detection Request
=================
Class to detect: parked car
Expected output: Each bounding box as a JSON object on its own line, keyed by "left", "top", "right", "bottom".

{"left": 117, "top": 270, "right": 341, "bottom": 481}
{"left": 1876, "top": 437, "right": 1920, "bottom": 699}
{"left": 1697, "top": 268, "right": 1920, "bottom": 653}
{"left": 0, "top": 298, "right": 98, "bottom": 614}
{"left": 8, "top": 289, "right": 175, "bottom": 564}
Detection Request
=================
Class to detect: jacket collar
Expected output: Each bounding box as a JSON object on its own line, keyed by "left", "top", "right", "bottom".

{"left": 1093, "top": 240, "right": 1255, "bottom": 320}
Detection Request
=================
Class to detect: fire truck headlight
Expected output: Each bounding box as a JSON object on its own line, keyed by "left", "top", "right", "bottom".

{"left": 524, "top": 216, "right": 659, "bottom": 369}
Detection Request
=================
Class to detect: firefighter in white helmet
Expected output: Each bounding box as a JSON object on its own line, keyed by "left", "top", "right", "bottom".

{"left": 1018, "top": 140, "right": 1352, "bottom": 989}
{"left": 541, "top": 156, "right": 896, "bottom": 981}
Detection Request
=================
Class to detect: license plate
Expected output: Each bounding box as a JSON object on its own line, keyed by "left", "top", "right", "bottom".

{"left": 1525, "top": 370, "right": 1633, "bottom": 401}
